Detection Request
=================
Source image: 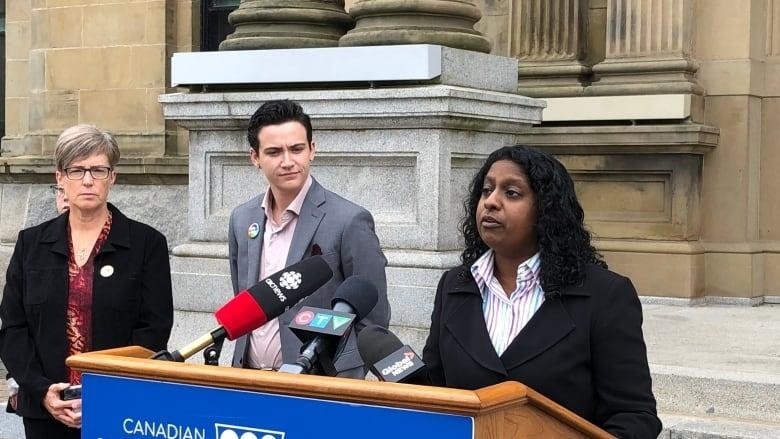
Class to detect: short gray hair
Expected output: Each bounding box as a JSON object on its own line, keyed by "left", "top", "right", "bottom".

{"left": 54, "top": 124, "right": 120, "bottom": 171}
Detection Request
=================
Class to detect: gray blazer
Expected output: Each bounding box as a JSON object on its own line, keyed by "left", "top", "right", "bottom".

{"left": 228, "top": 177, "right": 390, "bottom": 377}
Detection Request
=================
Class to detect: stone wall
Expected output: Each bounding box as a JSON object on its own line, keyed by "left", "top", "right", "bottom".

{"left": 2, "top": 0, "right": 198, "bottom": 157}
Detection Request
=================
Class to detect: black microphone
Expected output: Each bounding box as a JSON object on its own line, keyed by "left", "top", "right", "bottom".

{"left": 357, "top": 325, "right": 429, "bottom": 385}
{"left": 152, "top": 256, "right": 333, "bottom": 362}
{"left": 279, "top": 275, "right": 378, "bottom": 375}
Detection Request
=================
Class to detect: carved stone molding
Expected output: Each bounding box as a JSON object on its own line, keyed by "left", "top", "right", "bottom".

{"left": 339, "top": 0, "right": 491, "bottom": 53}
{"left": 220, "top": 1, "right": 353, "bottom": 50}
{"left": 517, "top": 124, "right": 718, "bottom": 242}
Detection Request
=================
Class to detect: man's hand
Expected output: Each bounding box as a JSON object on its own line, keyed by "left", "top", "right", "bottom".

{"left": 42, "top": 383, "right": 81, "bottom": 429}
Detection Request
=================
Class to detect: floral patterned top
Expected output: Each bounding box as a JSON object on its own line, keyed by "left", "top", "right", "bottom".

{"left": 65, "top": 211, "right": 112, "bottom": 384}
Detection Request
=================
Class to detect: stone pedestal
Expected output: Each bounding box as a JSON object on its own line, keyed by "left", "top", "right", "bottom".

{"left": 339, "top": 0, "right": 491, "bottom": 53}
{"left": 220, "top": 0, "right": 353, "bottom": 50}
{"left": 512, "top": 0, "right": 591, "bottom": 97}
{"left": 161, "top": 47, "right": 543, "bottom": 358}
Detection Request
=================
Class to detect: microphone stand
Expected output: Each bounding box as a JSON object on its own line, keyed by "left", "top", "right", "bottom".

{"left": 149, "top": 350, "right": 179, "bottom": 361}
{"left": 203, "top": 337, "right": 224, "bottom": 366}
{"left": 278, "top": 341, "right": 319, "bottom": 374}
{"left": 150, "top": 327, "right": 227, "bottom": 362}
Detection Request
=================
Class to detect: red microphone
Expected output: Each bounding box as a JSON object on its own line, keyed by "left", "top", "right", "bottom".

{"left": 154, "top": 256, "right": 333, "bottom": 362}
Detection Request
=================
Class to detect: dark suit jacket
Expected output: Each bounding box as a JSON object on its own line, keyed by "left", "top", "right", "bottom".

{"left": 422, "top": 264, "right": 661, "bottom": 439}
{"left": 228, "top": 178, "right": 389, "bottom": 377}
{"left": 0, "top": 204, "right": 173, "bottom": 419}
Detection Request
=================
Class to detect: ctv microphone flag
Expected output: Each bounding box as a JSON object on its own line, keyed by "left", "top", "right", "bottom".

{"left": 280, "top": 275, "right": 378, "bottom": 375}
{"left": 280, "top": 305, "right": 357, "bottom": 375}
{"left": 288, "top": 306, "right": 356, "bottom": 341}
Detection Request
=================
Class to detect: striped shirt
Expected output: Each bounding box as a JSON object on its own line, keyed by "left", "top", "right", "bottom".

{"left": 471, "top": 250, "right": 545, "bottom": 356}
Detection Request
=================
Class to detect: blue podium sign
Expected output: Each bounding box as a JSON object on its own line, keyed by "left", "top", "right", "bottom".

{"left": 81, "top": 373, "right": 474, "bottom": 439}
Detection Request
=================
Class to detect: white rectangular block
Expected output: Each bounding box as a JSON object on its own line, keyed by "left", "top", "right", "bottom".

{"left": 171, "top": 45, "right": 443, "bottom": 86}
{"left": 542, "top": 94, "right": 692, "bottom": 122}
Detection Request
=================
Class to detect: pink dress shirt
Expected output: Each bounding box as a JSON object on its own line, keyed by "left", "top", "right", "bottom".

{"left": 246, "top": 176, "right": 313, "bottom": 369}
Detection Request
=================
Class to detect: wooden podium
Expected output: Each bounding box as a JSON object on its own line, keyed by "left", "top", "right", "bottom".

{"left": 68, "top": 346, "right": 613, "bottom": 439}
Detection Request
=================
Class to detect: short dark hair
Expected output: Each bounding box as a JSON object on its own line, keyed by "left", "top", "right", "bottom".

{"left": 460, "top": 145, "right": 606, "bottom": 292}
{"left": 246, "top": 99, "right": 313, "bottom": 152}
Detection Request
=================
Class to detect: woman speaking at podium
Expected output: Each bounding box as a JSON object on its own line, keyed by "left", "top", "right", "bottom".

{"left": 0, "top": 125, "right": 174, "bottom": 439}
{"left": 422, "top": 145, "right": 662, "bottom": 438}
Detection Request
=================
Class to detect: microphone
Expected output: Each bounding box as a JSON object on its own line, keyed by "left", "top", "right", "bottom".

{"left": 153, "top": 256, "right": 333, "bottom": 362}
{"left": 357, "top": 325, "right": 429, "bottom": 385}
{"left": 279, "top": 275, "right": 378, "bottom": 375}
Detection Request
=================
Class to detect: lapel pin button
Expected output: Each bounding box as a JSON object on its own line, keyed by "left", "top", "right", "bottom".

{"left": 248, "top": 223, "right": 260, "bottom": 239}
{"left": 100, "top": 265, "right": 114, "bottom": 278}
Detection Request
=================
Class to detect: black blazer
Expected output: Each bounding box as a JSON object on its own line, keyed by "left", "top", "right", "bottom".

{"left": 0, "top": 204, "right": 173, "bottom": 419}
{"left": 422, "top": 264, "right": 661, "bottom": 439}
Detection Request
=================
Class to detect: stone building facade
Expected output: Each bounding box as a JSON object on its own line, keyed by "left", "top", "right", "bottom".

{"left": 1, "top": 0, "right": 779, "bottom": 309}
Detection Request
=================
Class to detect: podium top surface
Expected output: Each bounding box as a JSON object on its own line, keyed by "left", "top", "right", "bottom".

{"left": 67, "top": 346, "right": 526, "bottom": 416}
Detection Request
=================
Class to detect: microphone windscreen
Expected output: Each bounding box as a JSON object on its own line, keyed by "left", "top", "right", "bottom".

{"left": 331, "top": 275, "right": 379, "bottom": 320}
{"left": 357, "top": 325, "right": 403, "bottom": 367}
{"left": 215, "top": 255, "right": 333, "bottom": 340}
{"left": 215, "top": 291, "right": 268, "bottom": 340}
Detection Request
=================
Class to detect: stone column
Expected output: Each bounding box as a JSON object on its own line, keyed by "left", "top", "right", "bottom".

{"left": 220, "top": 0, "right": 354, "bottom": 50}
{"left": 512, "top": 0, "right": 591, "bottom": 97}
{"left": 589, "top": 0, "right": 702, "bottom": 95}
{"left": 339, "top": 0, "right": 491, "bottom": 53}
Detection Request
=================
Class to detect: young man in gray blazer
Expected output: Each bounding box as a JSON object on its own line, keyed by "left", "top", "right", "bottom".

{"left": 228, "top": 99, "right": 390, "bottom": 378}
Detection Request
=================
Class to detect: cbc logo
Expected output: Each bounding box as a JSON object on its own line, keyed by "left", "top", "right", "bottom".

{"left": 278, "top": 271, "right": 302, "bottom": 290}
{"left": 214, "top": 423, "right": 284, "bottom": 439}
{"left": 218, "top": 432, "right": 277, "bottom": 439}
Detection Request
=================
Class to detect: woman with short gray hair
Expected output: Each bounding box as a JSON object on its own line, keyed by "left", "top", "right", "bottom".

{"left": 0, "top": 124, "right": 174, "bottom": 438}
{"left": 54, "top": 124, "right": 120, "bottom": 172}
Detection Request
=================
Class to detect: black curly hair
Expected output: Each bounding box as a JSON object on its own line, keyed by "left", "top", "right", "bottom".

{"left": 460, "top": 145, "right": 606, "bottom": 292}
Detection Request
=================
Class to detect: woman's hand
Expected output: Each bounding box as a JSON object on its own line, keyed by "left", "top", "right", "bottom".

{"left": 42, "top": 383, "right": 82, "bottom": 429}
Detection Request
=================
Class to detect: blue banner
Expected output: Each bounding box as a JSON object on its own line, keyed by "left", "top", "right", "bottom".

{"left": 81, "top": 373, "right": 474, "bottom": 439}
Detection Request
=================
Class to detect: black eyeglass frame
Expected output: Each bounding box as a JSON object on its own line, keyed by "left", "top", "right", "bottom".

{"left": 62, "top": 166, "right": 114, "bottom": 180}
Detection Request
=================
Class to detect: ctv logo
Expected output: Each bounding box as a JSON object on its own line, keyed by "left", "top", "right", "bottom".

{"left": 293, "top": 310, "right": 351, "bottom": 331}
{"left": 214, "top": 423, "right": 285, "bottom": 439}
{"left": 309, "top": 312, "right": 351, "bottom": 330}
{"left": 289, "top": 306, "right": 356, "bottom": 337}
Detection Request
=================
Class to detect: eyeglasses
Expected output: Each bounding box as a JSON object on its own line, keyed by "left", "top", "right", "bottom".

{"left": 49, "top": 184, "right": 64, "bottom": 195}
{"left": 63, "top": 166, "right": 113, "bottom": 180}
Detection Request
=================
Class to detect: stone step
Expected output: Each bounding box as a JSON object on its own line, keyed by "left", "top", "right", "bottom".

{"left": 659, "top": 414, "right": 780, "bottom": 439}
{"left": 642, "top": 303, "right": 780, "bottom": 432}
{"left": 0, "top": 405, "right": 22, "bottom": 439}
{"left": 651, "top": 364, "right": 780, "bottom": 425}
